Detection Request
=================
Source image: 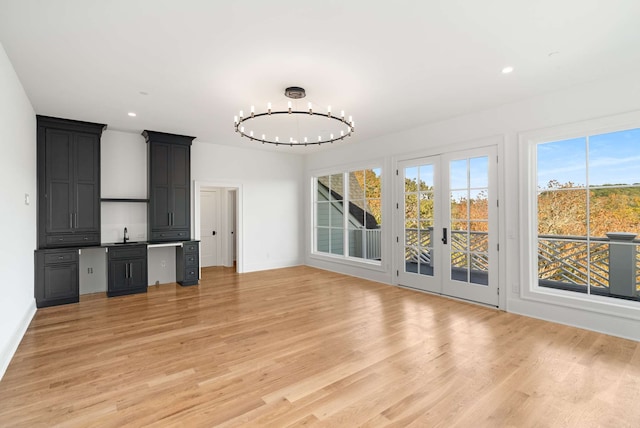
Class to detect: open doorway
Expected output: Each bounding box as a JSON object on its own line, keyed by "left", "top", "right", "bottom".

{"left": 195, "top": 182, "right": 241, "bottom": 272}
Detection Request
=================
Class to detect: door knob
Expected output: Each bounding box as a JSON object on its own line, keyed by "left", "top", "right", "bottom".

{"left": 212, "top": 231, "right": 216, "bottom": 236}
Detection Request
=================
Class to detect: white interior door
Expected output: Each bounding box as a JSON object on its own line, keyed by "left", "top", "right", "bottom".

{"left": 397, "top": 146, "right": 499, "bottom": 306}
{"left": 200, "top": 189, "right": 220, "bottom": 267}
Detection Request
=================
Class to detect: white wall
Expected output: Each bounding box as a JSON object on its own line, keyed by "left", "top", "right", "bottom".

{"left": 305, "top": 71, "right": 640, "bottom": 340}
{"left": 0, "top": 42, "right": 37, "bottom": 379}
{"left": 101, "top": 130, "right": 147, "bottom": 244}
{"left": 192, "top": 142, "right": 305, "bottom": 272}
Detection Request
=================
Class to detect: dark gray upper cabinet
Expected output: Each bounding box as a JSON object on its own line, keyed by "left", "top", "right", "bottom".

{"left": 37, "top": 116, "right": 105, "bottom": 248}
{"left": 143, "top": 130, "right": 195, "bottom": 242}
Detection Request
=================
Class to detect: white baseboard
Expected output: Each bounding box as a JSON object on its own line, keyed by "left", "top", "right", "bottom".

{"left": 0, "top": 299, "right": 36, "bottom": 381}
{"left": 242, "top": 258, "right": 303, "bottom": 273}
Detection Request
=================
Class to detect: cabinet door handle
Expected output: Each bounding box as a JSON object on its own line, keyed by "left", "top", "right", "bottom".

{"left": 168, "top": 212, "right": 171, "bottom": 226}
{"left": 69, "top": 213, "right": 73, "bottom": 228}
{"left": 74, "top": 213, "right": 78, "bottom": 228}
{"left": 441, "top": 228, "right": 448, "bottom": 245}
{"left": 125, "top": 263, "right": 129, "bottom": 279}
{"left": 171, "top": 212, "right": 174, "bottom": 226}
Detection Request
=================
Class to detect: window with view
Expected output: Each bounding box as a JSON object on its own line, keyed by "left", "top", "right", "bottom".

{"left": 536, "top": 128, "right": 640, "bottom": 301}
{"left": 314, "top": 168, "right": 382, "bottom": 263}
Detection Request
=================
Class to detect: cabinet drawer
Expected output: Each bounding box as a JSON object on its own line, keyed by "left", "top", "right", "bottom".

{"left": 183, "top": 242, "right": 198, "bottom": 254}
{"left": 43, "top": 250, "right": 78, "bottom": 265}
{"left": 183, "top": 268, "right": 199, "bottom": 281}
{"left": 46, "top": 233, "right": 99, "bottom": 247}
{"left": 184, "top": 254, "right": 198, "bottom": 267}
{"left": 108, "top": 245, "right": 147, "bottom": 260}
{"left": 150, "top": 230, "right": 189, "bottom": 242}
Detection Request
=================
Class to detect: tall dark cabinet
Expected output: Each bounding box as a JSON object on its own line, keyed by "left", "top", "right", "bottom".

{"left": 35, "top": 116, "right": 105, "bottom": 308}
{"left": 143, "top": 130, "right": 195, "bottom": 242}
{"left": 37, "top": 116, "right": 105, "bottom": 248}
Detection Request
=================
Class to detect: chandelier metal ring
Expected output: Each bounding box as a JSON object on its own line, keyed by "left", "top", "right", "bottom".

{"left": 235, "top": 111, "right": 355, "bottom": 146}
{"left": 233, "top": 86, "right": 355, "bottom": 147}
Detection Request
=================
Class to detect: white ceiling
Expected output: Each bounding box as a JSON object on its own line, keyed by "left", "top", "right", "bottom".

{"left": 1, "top": 0, "right": 640, "bottom": 153}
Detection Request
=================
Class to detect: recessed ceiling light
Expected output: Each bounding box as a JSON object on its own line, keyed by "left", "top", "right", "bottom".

{"left": 501, "top": 66, "right": 514, "bottom": 74}
{"left": 128, "top": 112, "right": 137, "bottom": 117}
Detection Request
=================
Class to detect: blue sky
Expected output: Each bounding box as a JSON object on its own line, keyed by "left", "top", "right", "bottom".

{"left": 537, "top": 128, "right": 640, "bottom": 189}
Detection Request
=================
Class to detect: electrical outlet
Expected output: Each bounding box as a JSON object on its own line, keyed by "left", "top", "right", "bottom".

{"left": 161, "top": 260, "right": 166, "bottom": 268}
{"left": 87, "top": 267, "right": 93, "bottom": 274}
{"left": 24, "top": 193, "right": 30, "bottom": 205}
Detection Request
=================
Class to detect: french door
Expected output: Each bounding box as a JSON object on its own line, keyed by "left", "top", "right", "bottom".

{"left": 397, "top": 146, "right": 499, "bottom": 306}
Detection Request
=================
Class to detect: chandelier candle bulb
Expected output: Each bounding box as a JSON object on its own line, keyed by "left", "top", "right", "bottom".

{"left": 288, "top": 101, "right": 292, "bottom": 113}
{"left": 250, "top": 105, "right": 255, "bottom": 117}
{"left": 267, "top": 102, "right": 272, "bottom": 114}
{"left": 341, "top": 110, "right": 345, "bottom": 119}
{"left": 275, "top": 136, "right": 279, "bottom": 142}
{"left": 308, "top": 102, "right": 312, "bottom": 113}
{"left": 327, "top": 105, "right": 331, "bottom": 117}
{"left": 239, "top": 110, "right": 243, "bottom": 119}
{"left": 304, "top": 137, "right": 308, "bottom": 143}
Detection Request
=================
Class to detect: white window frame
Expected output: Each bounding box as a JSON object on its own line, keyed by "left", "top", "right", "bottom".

{"left": 311, "top": 165, "right": 383, "bottom": 268}
{"left": 519, "top": 110, "right": 640, "bottom": 321}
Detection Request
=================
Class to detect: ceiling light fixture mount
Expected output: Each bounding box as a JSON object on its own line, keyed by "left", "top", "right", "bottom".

{"left": 234, "top": 86, "right": 354, "bottom": 147}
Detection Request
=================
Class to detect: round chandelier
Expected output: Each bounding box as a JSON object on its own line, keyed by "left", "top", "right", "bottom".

{"left": 233, "top": 86, "right": 355, "bottom": 146}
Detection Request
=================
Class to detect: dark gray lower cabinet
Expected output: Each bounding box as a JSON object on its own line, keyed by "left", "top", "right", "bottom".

{"left": 176, "top": 241, "right": 199, "bottom": 286}
{"left": 35, "top": 249, "right": 79, "bottom": 308}
{"left": 108, "top": 245, "right": 148, "bottom": 297}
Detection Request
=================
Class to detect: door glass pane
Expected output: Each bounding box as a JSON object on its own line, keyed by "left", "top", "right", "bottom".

{"left": 450, "top": 191, "right": 468, "bottom": 220}
{"left": 404, "top": 163, "right": 435, "bottom": 277}
{"left": 405, "top": 167, "right": 419, "bottom": 192}
{"left": 469, "top": 157, "right": 488, "bottom": 189}
{"left": 419, "top": 164, "right": 434, "bottom": 190}
{"left": 470, "top": 254, "right": 489, "bottom": 285}
{"left": 449, "top": 156, "right": 490, "bottom": 286}
{"left": 450, "top": 159, "right": 467, "bottom": 190}
{"left": 469, "top": 190, "right": 488, "bottom": 221}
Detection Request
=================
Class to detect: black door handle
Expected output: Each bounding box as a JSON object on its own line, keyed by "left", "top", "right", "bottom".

{"left": 212, "top": 231, "right": 216, "bottom": 236}
{"left": 441, "top": 228, "right": 447, "bottom": 244}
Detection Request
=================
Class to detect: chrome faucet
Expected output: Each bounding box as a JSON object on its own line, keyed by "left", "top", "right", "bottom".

{"left": 123, "top": 227, "right": 129, "bottom": 243}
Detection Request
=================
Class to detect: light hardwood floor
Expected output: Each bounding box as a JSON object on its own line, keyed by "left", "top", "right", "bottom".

{"left": 1, "top": 266, "right": 640, "bottom": 427}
